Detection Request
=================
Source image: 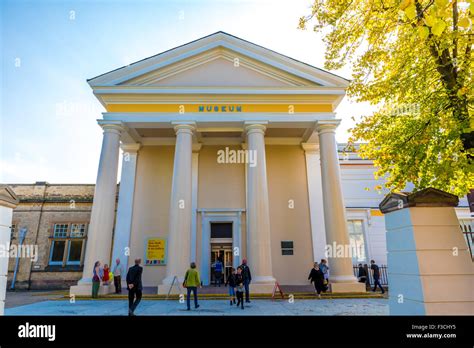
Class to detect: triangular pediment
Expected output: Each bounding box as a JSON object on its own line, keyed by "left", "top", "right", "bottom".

{"left": 88, "top": 32, "right": 349, "bottom": 88}
{"left": 118, "top": 48, "right": 316, "bottom": 88}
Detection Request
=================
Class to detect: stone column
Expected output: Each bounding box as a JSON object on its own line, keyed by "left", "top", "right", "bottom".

{"left": 301, "top": 143, "right": 327, "bottom": 262}
{"left": 111, "top": 143, "right": 140, "bottom": 282}
{"left": 245, "top": 122, "right": 275, "bottom": 292}
{"left": 190, "top": 144, "right": 201, "bottom": 263}
{"left": 70, "top": 122, "right": 123, "bottom": 296}
{"left": 316, "top": 120, "right": 365, "bottom": 292}
{"left": 0, "top": 186, "right": 19, "bottom": 315}
{"left": 158, "top": 122, "right": 195, "bottom": 294}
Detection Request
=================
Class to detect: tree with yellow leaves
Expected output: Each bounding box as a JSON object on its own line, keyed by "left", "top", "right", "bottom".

{"left": 300, "top": 0, "right": 473, "bottom": 196}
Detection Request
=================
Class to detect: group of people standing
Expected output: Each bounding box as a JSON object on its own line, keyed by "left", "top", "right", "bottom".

{"left": 91, "top": 258, "right": 126, "bottom": 298}
{"left": 183, "top": 258, "right": 252, "bottom": 310}
{"left": 308, "top": 258, "right": 385, "bottom": 297}
{"left": 90, "top": 257, "right": 385, "bottom": 315}
{"left": 92, "top": 258, "right": 143, "bottom": 316}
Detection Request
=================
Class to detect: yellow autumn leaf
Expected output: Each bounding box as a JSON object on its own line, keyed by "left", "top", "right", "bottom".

{"left": 405, "top": 4, "right": 417, "bottom": 20}
{"left": 400, "top": 0, "right": 412, "bottom": 10}
{"left": 424, "top": 14, "right": 436, "bottom": 27}
{"left": 458, "top": 17, "right": 471, "bottom": 28}
{"left": 432, "top": 19, "right": 447, "bottom": 35}
{"left": 418, "top": 26, "right": 430, "bottom": 39}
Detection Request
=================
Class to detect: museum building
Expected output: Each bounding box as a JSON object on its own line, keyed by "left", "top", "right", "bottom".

{"left": 6, "top": 32, "right": 472, "bottom": 292}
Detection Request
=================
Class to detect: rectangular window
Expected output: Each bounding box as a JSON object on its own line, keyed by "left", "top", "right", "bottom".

{"left": 49, "top": 223, "right": 87, "bottom": 267}
{"left": 347, "top": 220, "right": 367, "bottom": 262}
{"left": 53, "top": 224, "right": 69, "bottom": 238}
{"left": 70, "top": 223, "right": 86, "bottom": 238}
{"left": 50, "top": 240, "right": 66, "bottom": 265}
{"left": 67, "top": 240, "right": 83, "bottom": 264}
{"left": 281, "top": 241, "right": 294, "bottom": 255}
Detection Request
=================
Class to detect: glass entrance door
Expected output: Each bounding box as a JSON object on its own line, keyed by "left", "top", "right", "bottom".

{"left": 210, "top": 243, "right": 232, "bottom": 285}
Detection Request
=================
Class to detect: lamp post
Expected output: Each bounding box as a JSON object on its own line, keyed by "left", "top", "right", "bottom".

{"left": 11, "top": 227, "right": 27, "bottom": 290}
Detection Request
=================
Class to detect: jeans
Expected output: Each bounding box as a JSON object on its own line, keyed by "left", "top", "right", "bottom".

{"left": 186, "top": 286, "right": 199, "bottom": 309}
{"left": 373, "top": 278, "right": 385, "bottom": 293}
{"left": 128, "top": 287, "right": 142, "bottom": 313}
{"left": 113, "top": 276, "right": 121, "bottom": 293}
{"left": 243, "top": 280, "right": 250, "bottom": 302}
{"left": 215, "top": 272, "right": 222, "bottom": 286}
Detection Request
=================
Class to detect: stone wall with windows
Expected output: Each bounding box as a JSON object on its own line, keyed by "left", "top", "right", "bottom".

{"left": 7, "top": 182, "right": 99, "bottom": 290}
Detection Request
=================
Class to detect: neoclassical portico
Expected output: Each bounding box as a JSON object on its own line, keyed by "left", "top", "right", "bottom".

{"left": 70, "top": 32, "right": 365, "bottom": 294}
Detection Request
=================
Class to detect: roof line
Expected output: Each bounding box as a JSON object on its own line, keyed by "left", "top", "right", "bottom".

{"left": 87, "top": 31, "right": 349, "bottom": 83}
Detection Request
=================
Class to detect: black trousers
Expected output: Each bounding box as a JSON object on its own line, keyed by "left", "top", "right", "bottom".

{"left": 313, "top": 280, "right": 324, "bottom": 295}
{"left": 128, "top": 287, "right": 142, "bottom": 313}
{"left": 373, "top": 278, "right": 385, "bottom": 293}
{"left": 114, "top": 276, "right": 121, "bottom": 293}
{"left": 236, "top": 291, "right": 244, "bottom": 308}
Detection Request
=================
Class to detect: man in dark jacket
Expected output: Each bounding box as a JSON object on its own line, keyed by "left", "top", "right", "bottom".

{"left": 370, "top": 259, "right": 385, "bottom": 294}
{"left": 239, "top": 259, "right": 252, "bottom": 303}
{"left": 126, "top": 258, "right": 143, "bottom": 316}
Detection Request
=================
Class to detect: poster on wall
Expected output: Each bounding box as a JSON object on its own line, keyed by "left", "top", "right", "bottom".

{"left": 144, "top": 238, "right": 167, "bottom": 265}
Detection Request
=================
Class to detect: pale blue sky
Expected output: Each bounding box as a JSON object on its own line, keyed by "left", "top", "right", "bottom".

{"left": 1, "top": 0, "right": 372, "bottom": 183}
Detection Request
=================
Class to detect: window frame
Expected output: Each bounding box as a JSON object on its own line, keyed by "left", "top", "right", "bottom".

{"left": 346, "top": 219, "right": 369, "bottom": 263}
{"left": 48, "top": 222, "right": 88, "bottom": 267}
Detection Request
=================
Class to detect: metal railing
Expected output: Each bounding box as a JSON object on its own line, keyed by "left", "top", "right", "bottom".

{"left": 353, "top": 264, "right": 388, "bottom": 287}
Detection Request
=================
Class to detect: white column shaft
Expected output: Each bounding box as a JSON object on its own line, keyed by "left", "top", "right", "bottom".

{"left": 245, "top": 123, "right": 274, "bottom": 284}
{"left": 302, "top": 144, "right": 327, "bottom": 262}
{"left": 317, "top": 122, "right": 356, "bottom": 282}
{"left": 111, "top": 144, "right": 140, "bottom": 270}
{"left": 163, "top": 123, "right": 194, "bottom": 283}
{"left": 81, "top": 125, "right": 122, "bottom": 282}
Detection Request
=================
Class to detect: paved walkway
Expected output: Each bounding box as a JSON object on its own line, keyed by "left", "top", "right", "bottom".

{"left": 5, "top": 298, "right": 388, "bottom": 316}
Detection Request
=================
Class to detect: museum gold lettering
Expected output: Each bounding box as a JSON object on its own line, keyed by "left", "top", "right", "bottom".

{"left": 198, "top": 105, "right": 242, "bottom": 112}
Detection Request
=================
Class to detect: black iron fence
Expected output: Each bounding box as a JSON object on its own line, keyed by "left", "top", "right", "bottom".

{"left": 353, "top": 264, "right": 388, "bottom": 287}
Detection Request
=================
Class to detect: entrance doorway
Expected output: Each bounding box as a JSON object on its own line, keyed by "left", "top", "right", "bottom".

{"left": 210, "top": 222, "right": 233, "bottom": 285}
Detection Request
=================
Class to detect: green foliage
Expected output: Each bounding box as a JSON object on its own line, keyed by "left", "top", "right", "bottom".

{"left": 300, "top": 0, "right": 473, "bottom": 196}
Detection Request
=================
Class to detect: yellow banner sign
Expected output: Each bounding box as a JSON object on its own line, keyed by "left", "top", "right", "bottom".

{"left": 145, "top": 238, "right": 167, "bottom": 265}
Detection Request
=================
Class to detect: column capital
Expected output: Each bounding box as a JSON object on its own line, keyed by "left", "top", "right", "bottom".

{"left": 120, "top": 143, "right": 141, "bottom": 153}
{"left": 172, "top": 121, "right": 196, "bottom": 135}
{"left": 301, "top": 143, "right": 320, "bottom": 153}
{"left": 244, "top": 121, "right": 268, "bottom": 135}
{"left": 98, "top": 120, "right": 125, "bottom": 135}
{"left": 192, "top": 143, "right": 202, "bottom": 153}
{"left": 316, "top": 120, "right": 341, "bottom": 135}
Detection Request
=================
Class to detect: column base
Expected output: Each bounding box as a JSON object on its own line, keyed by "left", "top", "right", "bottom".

{"left": 330, "top": 281, "right": 367, "bottom": 293}
{"left": 249, "top": 276, "right": 277, "bottom": 294}
{"left": 70, "top": 282, "right": 114, "bottom": 296}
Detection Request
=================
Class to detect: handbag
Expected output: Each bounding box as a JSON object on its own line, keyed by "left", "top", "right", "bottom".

{"left": 182, "top": 271, "right": 188, "bottom": 288}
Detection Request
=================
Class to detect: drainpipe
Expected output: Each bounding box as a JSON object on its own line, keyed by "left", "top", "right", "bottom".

{"left": 11, "top": 227, "right": 27, "bottom": 290}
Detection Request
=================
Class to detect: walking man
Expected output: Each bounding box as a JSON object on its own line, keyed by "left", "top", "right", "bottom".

{"left": 112, "top": 258, "right": 124, "bottom": 294}
{"left": 370, "top": 260, "right": 385, "bottom": 294}
{"left": 126, "top": 258, "right": 143, "bottom": 316}
{"left": 239, "top": 259, "right": 252, "bottom": 303}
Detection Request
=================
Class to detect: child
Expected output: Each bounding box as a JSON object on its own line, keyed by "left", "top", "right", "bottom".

{"left": 235, "top": 267, "right": 244, "bottom": 309}
{"left": 225, "top": 267, "right": 237, "bottom": 306}
{"left": 103, "top": 264, "right": 110, "bottom": 286}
